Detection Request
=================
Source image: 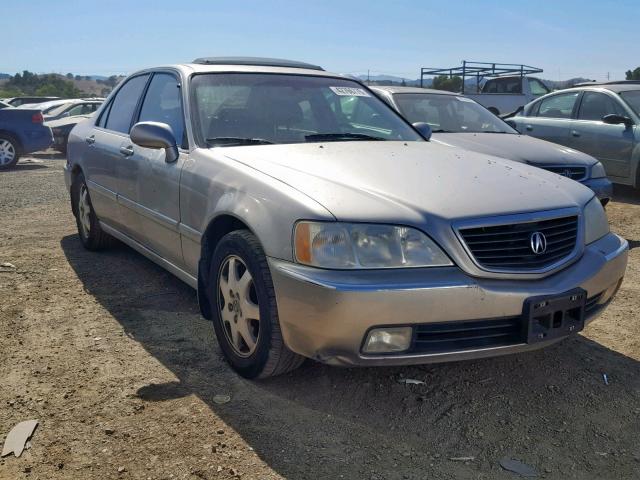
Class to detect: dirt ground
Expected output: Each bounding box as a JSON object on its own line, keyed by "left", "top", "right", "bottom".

{"left": 1, "top": 153, "right": 639, "bottom": 480}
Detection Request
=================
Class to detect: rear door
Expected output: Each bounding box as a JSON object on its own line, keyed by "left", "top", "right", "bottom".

{"left": 85, "top": 74, "right": 150, "bottom": 232}
{"left": 117, "top": 71, "right": 187, "bottom": 268}
{"left": 571, "top": 90, "right": 635, "bottom": 179}
{"left": 519, "top": 91, "right": 581, "bottom": 147}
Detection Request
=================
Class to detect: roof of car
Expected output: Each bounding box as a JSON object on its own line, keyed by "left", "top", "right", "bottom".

{"left": 561, "top": 82, "right": 640, "bottom": 94}
{"left": 369, "top": 86, "right": 458, "bottom": 96}
{"left": 191, "top": 56, "right": 324, "bottom": 71}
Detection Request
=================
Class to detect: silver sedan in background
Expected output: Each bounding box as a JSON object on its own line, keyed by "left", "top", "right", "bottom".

{"left": 371, "top": 86, "right": 613, "bottom": 204}
{"left": 509, "top": 82, "right": 640, "bottom": 188}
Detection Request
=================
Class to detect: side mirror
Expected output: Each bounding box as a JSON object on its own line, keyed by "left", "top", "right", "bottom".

{"left": 412, "top": 122, "right": 432, "bottom": 141}
{"left": 602, "top": 114, "right": 633, "bottom": 127}
{"left": 130, "top": 121, "right": 179, "bottom": 163}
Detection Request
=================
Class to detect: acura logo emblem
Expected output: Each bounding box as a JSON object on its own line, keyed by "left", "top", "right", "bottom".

{"left": 530, "top": 231, "right": 547, "bottom": 255}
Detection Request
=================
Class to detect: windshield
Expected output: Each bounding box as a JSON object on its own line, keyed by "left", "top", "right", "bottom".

{"left": 620, "top": 90, "right": 640, "bottom": 117}
{"left": 191, "top": 73, "right": 422, "bottom": 147}
{"left": 393, "top": 93, "right": 517, "bottom": 134}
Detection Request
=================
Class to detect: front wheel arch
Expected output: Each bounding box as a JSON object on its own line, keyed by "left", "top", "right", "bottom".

{"left": 198, "top": 214, "right": 253, "bottom": 320}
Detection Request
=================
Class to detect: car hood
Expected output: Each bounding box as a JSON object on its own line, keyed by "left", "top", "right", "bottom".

{"left": 431, "top": 132, "right": 597, "bottom": 167}
{"left": 221, "top": 141, "right": 593, "bottom": 225}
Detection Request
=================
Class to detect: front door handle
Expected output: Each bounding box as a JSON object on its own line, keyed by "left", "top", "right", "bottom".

{"left": 525, "top": 125, "right": 533, "bottom": 131}
{"left": 571, "top": 130, "right": 581, "bottom": 138}
{"left": 119, "top": 146, "right": 134, "bottom": 157}
{"left": 85, "top": 135, "right": 95, "bottom": 145}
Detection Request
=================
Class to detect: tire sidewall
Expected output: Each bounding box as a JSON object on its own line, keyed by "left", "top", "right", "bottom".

{"left": 0, "top": 134, "right": 20, "bottom": 169}
{"left": 72, "top": 173, "right": 100, "bottom": 249}
{"left": 208, "top": 232, "right": 274, "bottom": 378}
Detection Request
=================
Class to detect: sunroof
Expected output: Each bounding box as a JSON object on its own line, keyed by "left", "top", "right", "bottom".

{"left": 191, "top": 56, "right": 324, "bottom": 71}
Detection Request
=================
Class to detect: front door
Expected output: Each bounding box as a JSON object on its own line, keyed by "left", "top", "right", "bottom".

{"left": 571, "top": 91, "right": 635, "bottom": 180}
{"left": 117, "top": 72, "right": 187, "bottom": 268}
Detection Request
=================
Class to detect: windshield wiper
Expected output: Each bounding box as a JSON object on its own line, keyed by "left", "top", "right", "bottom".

{"left": 431, "top": 129, "right": 454, "bottom": 133}
{"left": 481, "top": 131, "right": 512, "bottom": 134}
{"left": 206, "top": 137, "right": 273, "bottom": 147}
{"left": 305, "top": 133, "right": 386, "bottom": 142}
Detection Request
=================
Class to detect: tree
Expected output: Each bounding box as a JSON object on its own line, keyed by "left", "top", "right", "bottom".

{"left": 625, "top": 67, "right": 640, "bottom": 80}
{"left": 432, "top": 75, "right": 463, "bottom": 92}
{"left": 5, "top": 70, "right": 83, "bottom": 97}
{"left": 66, "top": 73, "right": 74, "bottom": 79}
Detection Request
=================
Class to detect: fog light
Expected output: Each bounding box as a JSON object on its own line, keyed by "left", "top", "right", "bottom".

{"left": 363, "top": 327, "right": 412, "bottom": 353}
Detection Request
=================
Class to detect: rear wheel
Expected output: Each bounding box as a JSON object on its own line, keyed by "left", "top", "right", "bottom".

{"left": 209, "top": 230, "right": 304, "bottom": 378}
{"left": 72, "top": 173, "right": 113, "bottom": 250}
{"left": 0, "top": 134, "right": 20, "bottom": 170}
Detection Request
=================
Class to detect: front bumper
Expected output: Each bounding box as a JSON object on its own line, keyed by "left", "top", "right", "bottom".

{"left": 269, "top": 232, "right": 628, "bottom": 366}
{"left": 582, "top": 177, "right": 613, "bottom": 206}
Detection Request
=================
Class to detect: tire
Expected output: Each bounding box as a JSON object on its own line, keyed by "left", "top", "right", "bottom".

{"left": 71, "top": 173, "right": 113, "bottom": 250}
{"left": 0, "top": 134, "right": 20, "bottom": 170}
{"left": 208, "top": 230, "right": 304, "bottom": 379}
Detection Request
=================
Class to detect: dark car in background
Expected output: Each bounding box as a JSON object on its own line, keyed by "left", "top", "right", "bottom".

{"left": 509, "top": 81, "right": 640, "bottom": 188}
{"left": 371, "top": 86, "right": 613, "bottom": 204}
{"left": 47, "top": 114, "right": 92, "bottom": 154}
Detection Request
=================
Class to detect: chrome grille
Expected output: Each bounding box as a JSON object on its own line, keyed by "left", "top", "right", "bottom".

{"left": 538, "top": 165, "right": 587, "bottom": 181}
{"left": 459, "top": 215, "right": 579, "bottom": 271}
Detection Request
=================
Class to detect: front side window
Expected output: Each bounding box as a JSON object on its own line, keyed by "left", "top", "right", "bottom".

{"left": 528, "top": 78, "right": 550, "bottom": 96}
{"left": 105, "top": 74, "right": 150, "bottom": 134}
{"left": 393, "top": 93, "right": 517, "bottom": 134}
{"left": 138, "top": 73, "right": 185, "bottom": 147}
{"left": 191, "top": 74, "right": 422, "bottom": 147}
{"left": 620, "top": 90, "right": 640, "bottom": 117}
{"left": 537, "top": 92, "right": 580, "bottom": 119}
{"left": 578, "top": 92, "right": 624, "bottom": 121}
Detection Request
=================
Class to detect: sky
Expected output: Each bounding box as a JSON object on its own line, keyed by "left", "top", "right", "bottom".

{"left": 3, "top": 0, "right": 639, "bottom": 81}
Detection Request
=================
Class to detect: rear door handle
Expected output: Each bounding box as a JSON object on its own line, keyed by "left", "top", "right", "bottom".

{"left": 119, "top": 146, "right": 134, "bottom": 157}
{"left": 571, "top": 130, "right": 581, "bottom": 138}
{"left": 85, "top": 135, "right": 95, "bottom": 145}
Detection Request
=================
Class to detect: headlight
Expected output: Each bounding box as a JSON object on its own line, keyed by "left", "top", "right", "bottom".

{"left": 590, "top": 162, "right": 606, "bottom": 179}
{"left": 294, "top": 221, "right": 452, "bottom": 269}
{"left": 584, "top": 197, "right": 609, "bottom": 244}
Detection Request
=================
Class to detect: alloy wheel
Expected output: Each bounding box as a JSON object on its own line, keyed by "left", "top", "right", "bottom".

{"left": 217, "top": 255, "right": 261, "bottom": 357}
{"left": 0, "top": 139, "right": 16, "bottom": 167}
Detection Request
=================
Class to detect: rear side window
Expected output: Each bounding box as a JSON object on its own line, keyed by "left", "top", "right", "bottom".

{"left": 105, "top": 74, "right": 149, "bottom": 134}
{"left": 537, "top": 92, "right": 580, "bottom": 119}
{"left": 577, "top": 92, "right": 624, "bottom": 121}
{"left": 528, "top": 78, "right": 549, "bottom": 96}
{"left": 138, "top": 73, "right": 185, "bottom": 147}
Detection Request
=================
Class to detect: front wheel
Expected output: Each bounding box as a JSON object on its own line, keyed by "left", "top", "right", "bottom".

{"left": 209, "top": 230, "right": 304, "bottom": 378}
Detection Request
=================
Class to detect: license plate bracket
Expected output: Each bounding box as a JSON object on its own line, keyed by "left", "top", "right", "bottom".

{"left": 523, "top": 288, "right": 586, "bottom": 344}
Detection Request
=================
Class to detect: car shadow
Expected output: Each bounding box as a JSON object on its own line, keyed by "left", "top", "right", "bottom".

{"left": 60, "top": 234, "right": 640, "bottom": 479}
{"left": 613, "top": 184, "right": 640, "bottom": 206}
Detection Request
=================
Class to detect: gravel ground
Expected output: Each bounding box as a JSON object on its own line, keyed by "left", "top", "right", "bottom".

{"left": 1, "top": 153, "right": 639, "bottom": 480}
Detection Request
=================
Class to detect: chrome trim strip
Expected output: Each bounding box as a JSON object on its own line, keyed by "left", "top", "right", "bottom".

{"left": 453, "top": 207, "right": 584, "bottom": 275}
{"left": 100, "top": 221, "right": 197, "bottom": 289}
{"left": 178, "top": 223, "right": 202, "bottom": 244}
{"left": 117, "top": 195, "right": 179, "bottom": 231}
{"left": 87, "top": 180, "right": 117, "bottom": 202}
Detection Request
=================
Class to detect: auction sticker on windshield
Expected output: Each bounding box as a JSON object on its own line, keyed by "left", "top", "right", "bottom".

{"left": 330, "top": 86, "right": 371, "bottom": 97}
